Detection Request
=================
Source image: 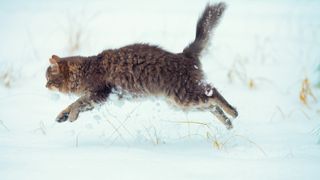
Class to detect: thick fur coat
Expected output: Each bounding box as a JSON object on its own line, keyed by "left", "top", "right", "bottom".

{"left": 46, "top": 2, "right": 238, "bottom": 129}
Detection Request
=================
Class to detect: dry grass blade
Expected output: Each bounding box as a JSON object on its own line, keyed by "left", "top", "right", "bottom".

{"left": 32, "top": 121, "right": 47, "bottom": 135}
{"left": 0, "top": 120, "right": 10, "bottom": 131}
{"left": 227, "top": 58, "right": 248, "bottom": 86}
{"left": 227, "top": 57, "right": 264, "bottom": 90}
{"left": 142, "top": 125, "right": 162, "bottom": 145}
{"left": 104, "top": 109, "right": 134, "bottom": 139}
{"left": 171, "top": 120, "right": 210, "bottom": 127}
{"left": 75, "top": 132, "right": 80, "bottom": 148}
{"left": 166, "top": 120, "right": 226, "bottom": 149}
{"left": 107, "top": 103, "right": 141, "bottom": 139}
{"left": 248, "top": 79, "right": 255, "bottom": 89}
{"left": 270, "top": 106, "right": 286, "bottom": 121}
{"left": 0, "top": 70, "right": 13, "bottom": 88}
{"left": 102, "top": 103, "right": 142, "bottom": 146}
{"left": 299, "top": 78, "right": 317, "bottom": 106}
{"left": 236, "top": 135, "right": 267, "bottom": 156}
{"left": 178, "top": 133, "right": 206, "bottom": 140}
{"left": 223, "top": 134, "right": 268, "bottom": 157}
{"left": 102, "top": 111, "right": 129, "bottom": 147}
{"left": 63, "top": 10, "right": 101, "bottom": 55}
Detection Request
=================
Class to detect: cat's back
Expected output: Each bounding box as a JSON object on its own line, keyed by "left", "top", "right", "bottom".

{"left": 100, "top": 43, "right": 174, "bottom": 64}
{"left": 100, "top": 43, "right": 198, "bottom": 70}
{"left": 99, "top": 43, "right": 202, "bottom": 94}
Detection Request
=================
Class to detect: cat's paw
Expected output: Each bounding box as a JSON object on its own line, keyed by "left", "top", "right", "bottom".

{"left": 56, "top": 109, "right": 70, "bottom": 122}
{"left": 56, "top": 107, "right": 80, "bottom": 122}
{"left": 68, "top": 109, "right": 80, "bottom": 122}
{"left": 225, "top": 119, "right": 233, "bottom": 130}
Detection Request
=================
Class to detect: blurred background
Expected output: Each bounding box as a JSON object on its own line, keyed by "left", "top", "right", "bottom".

{"left": 0, "top": 0, "right": 319, "bottom": 180}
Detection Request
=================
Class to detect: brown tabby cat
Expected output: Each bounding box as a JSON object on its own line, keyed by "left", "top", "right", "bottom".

{"left": 46, "top": 2, "right": 238, "bottom": 129}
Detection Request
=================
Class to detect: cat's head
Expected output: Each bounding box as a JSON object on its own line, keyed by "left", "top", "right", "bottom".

{"left": 45, "top": 55, "right": 69, "bottom": 93}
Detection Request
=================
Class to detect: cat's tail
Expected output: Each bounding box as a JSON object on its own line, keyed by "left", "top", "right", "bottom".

{"left": 183, "top": 2, "right": 226, "bottom": 59}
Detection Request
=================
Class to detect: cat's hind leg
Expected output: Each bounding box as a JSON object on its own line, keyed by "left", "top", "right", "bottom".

{"left": 205, "top": 86, "right": 238, "bottom": 119}
{"left": 210, "top": 105, "right": 233, "bottom": 129}
{"left": 170, "top": 83, "right": 237, "bottom": 129}
{"left": 205, "top": 85, "right": 238, "bottom": 129}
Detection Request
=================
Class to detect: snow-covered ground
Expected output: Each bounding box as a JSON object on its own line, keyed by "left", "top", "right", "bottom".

{"left": 0, "top": 0, "right": 319, "bottom": 179}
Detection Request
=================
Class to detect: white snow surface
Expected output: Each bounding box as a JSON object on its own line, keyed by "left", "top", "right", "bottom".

{"left": 0, "top": 0, "right": 320, "bottom": 180}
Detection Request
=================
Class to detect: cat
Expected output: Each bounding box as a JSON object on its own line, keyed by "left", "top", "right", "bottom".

{"left": 46, "top": 2, "right": 238, "bottom": 129}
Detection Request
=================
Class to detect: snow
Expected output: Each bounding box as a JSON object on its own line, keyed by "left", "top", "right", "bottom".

{"left": 0, "top": 0, "right": 320, "bottom": 180}
{"left": 205, "top": 88, "right": 213, "bottom": 97}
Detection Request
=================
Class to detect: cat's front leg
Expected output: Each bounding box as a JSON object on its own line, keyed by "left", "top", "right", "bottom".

{"left": 55, "top": 95, "right": 91, "bottom": 122}
{"left": 56, "top": 88, "right": 111, "bottom": 122}
{"left": 56, "top": 107, "right": 71, "bottom": 122}
{"left": 56, "top": 105, "right": 84, "bottom": 122}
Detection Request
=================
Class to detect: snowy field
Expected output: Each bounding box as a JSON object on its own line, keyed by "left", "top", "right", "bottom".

{"left": 0, "top": 0, "right": 320, "bottom": 179}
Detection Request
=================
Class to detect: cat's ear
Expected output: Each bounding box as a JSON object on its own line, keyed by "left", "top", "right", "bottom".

{"left": 49, "top": 55, "right": 60, "bottom": 74}
{"left": 49, "top": 55, "right": 60, "bottom": 64}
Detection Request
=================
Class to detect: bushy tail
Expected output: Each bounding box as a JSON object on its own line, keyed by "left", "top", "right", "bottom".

{"left": 183, "top": 2, "right": 226, "bottom": 58}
